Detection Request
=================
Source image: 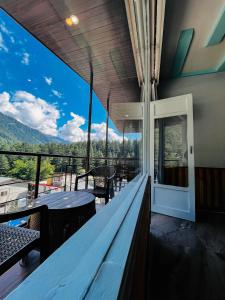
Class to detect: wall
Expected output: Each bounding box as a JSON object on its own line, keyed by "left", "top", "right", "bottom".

{"left": 159, "top": 72, "right": 225, "bottom": 168}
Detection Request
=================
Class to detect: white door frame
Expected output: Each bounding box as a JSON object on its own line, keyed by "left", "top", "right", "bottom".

{"left": 150, "top": 94, "right": 195, "bottom": 221}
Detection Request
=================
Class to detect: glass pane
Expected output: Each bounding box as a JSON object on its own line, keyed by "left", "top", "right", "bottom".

{"left": 154, "top": 115, "right": 188, "bottom": 187}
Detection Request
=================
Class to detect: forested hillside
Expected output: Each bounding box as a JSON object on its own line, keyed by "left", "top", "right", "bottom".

{"left": 0, "top": 112, "right": 64, "bottom": 144}
{"left": 0, "top": 140, "right": 140, "bottom": 180}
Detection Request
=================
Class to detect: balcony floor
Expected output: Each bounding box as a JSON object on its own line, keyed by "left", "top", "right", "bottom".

{"left": 1, "top": 211, "right": 225, "bottom": 299}
{"left": 149, "top": 213, "right": 225, "bottom": 300}
{"left": 0, "top": 250, "right": 40, "bottom": 299}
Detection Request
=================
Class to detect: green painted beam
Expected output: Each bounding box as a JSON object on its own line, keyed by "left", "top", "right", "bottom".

{"left": 171, "top": 28, "right": 194, "bottom": 78}
{"left": 206, "top": 6, "right": 225, "bottom": 46}
{"left": 181, "top": 68, "right": 217, "bottom": 77}
{"left": 217, "top": 57, "right": 225, "bottom": 72}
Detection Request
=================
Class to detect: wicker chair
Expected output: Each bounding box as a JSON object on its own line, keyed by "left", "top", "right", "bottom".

{"left": 75, "top": 166, "right": 116, "bottom": 204}
{"left": 0, "top": 205, "right": 48, "bottom": 276}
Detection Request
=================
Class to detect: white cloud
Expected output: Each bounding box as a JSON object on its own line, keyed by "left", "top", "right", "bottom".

{"left": 10, "top": 36, "right": 15, "bottom": 44}
{"left": 59, "top": 112, "right": 87, "bottom": 142}
{"left": 52, "top": 89, "right": 62, "bottom": 98}
{"left": 58, "top": 115, "right": 123, "bottom": 143}
{"left": 92, "top": 122, "right": 123, "bottom": 142}
{"left": 62, "top": 102, "right": 67, "bottom": 106}
{"left": 0, "top": 32, "right": 8, "bottom": 52}
{"left": 0, "top": 92, "right": 16, "bottom": 114}
{"left": 0, "top": 91, "right": 123, "bottom": 142}
{"left": 0, "top": 22, "right": 16, "bottom": 48}
{"left": 0, "top": 22, "right": 11, "bottom": 35}
{"left": 21, "top": 52, "right": 30, "bottom": 65}
{"left": 27, "top": 79, "right": 32, "bottom": 82}
{"left": 44, "top": 76, "right": 53, "bottom": 86}
{"left": 0, "top": 91, "right": 60, "bottom": 136}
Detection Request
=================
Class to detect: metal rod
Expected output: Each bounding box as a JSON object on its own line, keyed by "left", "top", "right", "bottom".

{"left": 34, "top": 155, "right": 41, "bottom": 198}
{"left": 105, "top": 93, "right": 110, "bottom": 158}
{"left": 86, "top": 65, "right": 94, "bottom": 187}
{"left": 68, "top": 158, "right": 72, "bottom": 191}
{"left": 0, "top": 150, "right": 85, "bottom": 159}
{"left": 0, "top": 150, "right": 137, "bottom": 161}
{"left": 122, "top": 120, "right": 125, "bottom": 157}
{"left": 158, "top": 119, "right": 165, "bottom": 183}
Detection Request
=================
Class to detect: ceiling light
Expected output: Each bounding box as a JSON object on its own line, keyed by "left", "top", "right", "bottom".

{"left": 125, "top": 114, "right": 129, "bottom": 118}
{"left": 65, "top": 15, "right": 79, "bottom": 26}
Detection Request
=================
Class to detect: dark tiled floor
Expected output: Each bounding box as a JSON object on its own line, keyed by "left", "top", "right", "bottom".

{"left": 2, "top": 212, "right": 225, "bottom": 299}
{"left": 149, "top": 213, "right": 225, "bottom": 300}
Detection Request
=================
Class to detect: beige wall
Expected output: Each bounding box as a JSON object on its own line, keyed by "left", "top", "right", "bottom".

{"left": 159, "top": 72, "right": 225, "bottom": 168}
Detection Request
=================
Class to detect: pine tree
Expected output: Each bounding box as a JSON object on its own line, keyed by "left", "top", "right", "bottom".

{"left": 0, "top": 155, "right": 9, "bottom": 175}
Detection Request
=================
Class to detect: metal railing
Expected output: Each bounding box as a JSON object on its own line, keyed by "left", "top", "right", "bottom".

{"left": 0, "top": 150, "right": 140, "bottom": 210}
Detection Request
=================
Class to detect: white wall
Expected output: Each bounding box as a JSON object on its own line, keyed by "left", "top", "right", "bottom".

{"left": 159, "top": 72, "right": 225, "bottom": 167}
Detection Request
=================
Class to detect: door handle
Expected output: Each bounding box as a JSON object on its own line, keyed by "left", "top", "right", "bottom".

{"left": 190, "top": 146, "right": 193, "bottom": 154}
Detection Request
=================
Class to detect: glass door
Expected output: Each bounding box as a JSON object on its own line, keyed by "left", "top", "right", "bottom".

{"left": 150, "top": 94, "right": 195, "bottom": 221}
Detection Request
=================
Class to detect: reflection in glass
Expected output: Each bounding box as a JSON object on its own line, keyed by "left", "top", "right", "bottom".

{"left": 154, "top": 115, "right": 188, "bottom": 187}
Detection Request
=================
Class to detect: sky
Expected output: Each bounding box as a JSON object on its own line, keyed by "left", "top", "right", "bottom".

{"left": 0, "top": 8, "right": 127, "bottom": 143}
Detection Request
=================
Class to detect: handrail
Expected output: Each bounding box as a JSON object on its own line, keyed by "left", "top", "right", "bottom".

{"left": 0, "top": 151, "right": 139, "bottom": 198}
{"left": 6, "top": 173, "right": 149, "bottom": 300}
{"left": 0, "top": 150, "right": 85, "bottom": 159}
{"left": 0, "top": 150, "right": 138, "bottom": 161}
{"left": 0, "top": 180, "right": 26, "bottom": 187}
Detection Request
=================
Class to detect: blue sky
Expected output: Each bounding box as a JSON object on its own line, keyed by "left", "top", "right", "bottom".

{"left": 0, "top": 8, "right": 128, "bottom": 143}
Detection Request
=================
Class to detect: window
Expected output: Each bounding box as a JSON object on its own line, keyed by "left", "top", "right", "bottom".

{"left": 1, "top": 191, "right": 8, "bottom": 197}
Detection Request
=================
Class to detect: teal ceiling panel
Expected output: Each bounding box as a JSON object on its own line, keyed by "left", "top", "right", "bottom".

{"left": 181, "top": 68, "right": 217, "bottom": 77}
{"left": 206, "top": 6, "right": 225, "bottom": 46}
{"left": 217, "top": 57, "right": 225, "bottom": 71}
{"left": 171, "top": 28, "right": 194, "bottom": 78}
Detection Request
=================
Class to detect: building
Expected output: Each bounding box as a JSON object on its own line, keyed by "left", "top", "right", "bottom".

{"left": 0, "top": 177, "right": 27, "bottom": 204}
{"left": 0, "top": 0, "right": 225, "bottom": 299}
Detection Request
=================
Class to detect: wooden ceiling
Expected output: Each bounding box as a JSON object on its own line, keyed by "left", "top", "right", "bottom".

{"left": 0, "top": 0, "right": 140, "bottom": 130}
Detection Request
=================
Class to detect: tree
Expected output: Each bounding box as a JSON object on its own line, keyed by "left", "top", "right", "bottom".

{"left": 9, "top": 159, "right": 36, "bottom": 180}
{"left": 40, "top": 159, "right": 55, "bottom": 180}
{"left": 0, "top": 139, "right": 141, "bottom": 177}
{"left": 9, "top": 158, "right": 55, "bottom": 181}
{"left": 0, "top": 155, "right": 9, "bottom": 175}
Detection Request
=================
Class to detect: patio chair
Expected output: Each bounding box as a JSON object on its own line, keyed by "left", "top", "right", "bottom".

{"left": 0, "top": 205, "right": 48, "bottom": 275}
{"left": 75, "top": 166, "right": 116, "bottom": 204}
{"left": 114, "top": 162, "right": 139, "bottom": 191}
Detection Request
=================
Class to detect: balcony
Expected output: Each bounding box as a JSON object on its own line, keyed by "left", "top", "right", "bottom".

{"left": 0, "top": 0, "right": 225, "bottom": 299}
{"left": 0, "top": 151, "right": 142, "bottom": 298}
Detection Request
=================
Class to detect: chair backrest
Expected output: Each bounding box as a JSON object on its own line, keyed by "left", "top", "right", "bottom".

{"left": 0, "top": 205, "right": 49, "bottom": 269}
{"left": 0, "top": 205, "right": 48, "bottom": 246}
{"left": 90, "top": 166, "right": 115, "bottom": 178}
{"left": 0, "top": 205, "right": 48, "bottom": 224}
{"left": 90, "top": 166, "right": 115, "bottom": 189}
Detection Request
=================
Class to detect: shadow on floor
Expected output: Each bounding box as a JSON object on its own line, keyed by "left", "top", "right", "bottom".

{"left": 149, "top": 213, "right": 225, "bottom": 300}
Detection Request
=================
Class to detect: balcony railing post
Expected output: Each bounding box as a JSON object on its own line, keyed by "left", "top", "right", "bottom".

{"left": 122, "top": 120, "right": 125, "bottom": 157}
{"left": 34, "top": 155, "right": 41, "bottom": 199}
{"left": 69, "top": 158, "right": 72, "bottom": 191}
{"left": 105, "top": 92, "right": 110, "bottom": 160}
{"left": 86, "top": 64, "right": 93, "bottom": 188}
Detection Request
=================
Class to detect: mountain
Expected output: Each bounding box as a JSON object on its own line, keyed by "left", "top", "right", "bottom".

{"left": 0, "top": 112, "right": 65, "bottom": 144}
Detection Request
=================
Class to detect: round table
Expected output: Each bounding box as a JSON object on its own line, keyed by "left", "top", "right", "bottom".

{"left": 31, "top": 191, "right": 96, "bottom": 253}
{"left": 34, "top": 191, "right": 95, "bottom": 210}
